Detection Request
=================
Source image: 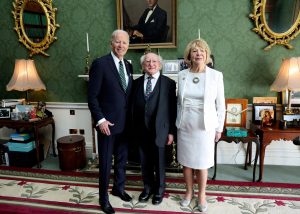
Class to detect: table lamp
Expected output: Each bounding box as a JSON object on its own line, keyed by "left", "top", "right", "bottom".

{"left": 270, "top": 57, "right": 300, "bottom": 114}
{"left": 6, "top": 59, "right": 46, "bottom": 102}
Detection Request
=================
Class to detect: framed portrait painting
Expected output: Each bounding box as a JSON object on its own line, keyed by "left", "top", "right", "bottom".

{"left": 116, "top": 0, "right": 177, "bottom": 49}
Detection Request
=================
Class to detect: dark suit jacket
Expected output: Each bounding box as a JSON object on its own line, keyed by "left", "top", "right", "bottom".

{"left": 133, "top": 5, "right": 167, "bottom": 43}
{"left": 131, "top": 74, "right": 176, "bottom": 147}
{"left": 88, "top": 53, "right": 133, "bottom": 135}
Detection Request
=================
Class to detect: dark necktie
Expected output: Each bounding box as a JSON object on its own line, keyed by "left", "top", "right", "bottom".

{"left": 145, "top": 76, "right": 153, "bottom": 99}
{"left": 119, "top": 60, "right": 127, "bottom": 91}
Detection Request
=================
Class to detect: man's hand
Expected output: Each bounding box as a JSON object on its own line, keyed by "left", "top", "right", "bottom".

{"left": 166, "top": 134, "right": 174, "bottom": 145}
{"left": 132, "top": 30, "right": 144, "bottom": 38}
{"left": 98, "top": 120, "right": 114, "bottom": 136}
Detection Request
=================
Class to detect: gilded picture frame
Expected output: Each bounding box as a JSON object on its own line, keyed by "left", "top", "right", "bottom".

{"left": 116, "top": 0, "right": 177, "bottom": 49}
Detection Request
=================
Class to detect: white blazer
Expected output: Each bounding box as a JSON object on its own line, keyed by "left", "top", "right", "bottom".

{"left": 176, "top": 66, "right": 226, "bottom": 132}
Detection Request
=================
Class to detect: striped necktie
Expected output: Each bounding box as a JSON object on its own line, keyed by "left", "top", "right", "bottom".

{"left": 145, "top": 76, "right": 153, "bottom": 99}
{"left": 119, "top": 60, "right": 127, "bottom": 91}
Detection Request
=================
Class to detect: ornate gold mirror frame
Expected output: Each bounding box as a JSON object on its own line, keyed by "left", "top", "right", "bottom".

{"left": 12, "top": 0, "right": 59, "bottom": 57}
{"left": 249, "top": 0, "right": 300, "bottom": 50}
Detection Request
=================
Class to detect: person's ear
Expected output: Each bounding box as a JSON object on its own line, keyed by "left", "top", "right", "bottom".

{"left": 158, "top": 62, "right": 162, "bottom": 70}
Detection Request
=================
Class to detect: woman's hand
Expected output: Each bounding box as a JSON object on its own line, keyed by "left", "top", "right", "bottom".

{"left": 214, "top": 131, "right": 222, "bottom": 142}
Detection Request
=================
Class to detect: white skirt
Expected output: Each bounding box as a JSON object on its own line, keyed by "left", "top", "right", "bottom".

{"left": 177, "top": 104, "right": 215, "bottom": 169}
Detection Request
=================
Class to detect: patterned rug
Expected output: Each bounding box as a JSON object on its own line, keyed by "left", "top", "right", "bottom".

{"left": 0, "top": 166, "right": 300, "bottom": 213}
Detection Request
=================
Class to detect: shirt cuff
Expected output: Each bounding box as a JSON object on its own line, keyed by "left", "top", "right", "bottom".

{"left": 96, "top": 118, "right": 106, "bottom": 126}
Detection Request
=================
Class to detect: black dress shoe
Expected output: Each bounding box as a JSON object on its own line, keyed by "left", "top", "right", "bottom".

{"left": 138, "top": 190, "right": 153, "bottom": 202}
{"left": 100, "top": 201, "right": 115, "bottom": 214}
{"left": 111, "top": 189, "right": 132, "bottom": 202}
{"left": 152, "top": 194, "right": 163, "bottom": 205}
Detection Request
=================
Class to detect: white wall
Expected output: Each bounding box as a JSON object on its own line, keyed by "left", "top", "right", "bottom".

{"left": 45, "top": 102, "right": 300, "bottom": 166}
{"left": 46, "top": 102, "right": 96, "bottom": 157}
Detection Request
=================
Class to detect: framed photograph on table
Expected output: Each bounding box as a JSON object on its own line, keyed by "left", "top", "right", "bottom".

{"left": 116, "top": 0, "right": 177, "bottom": 49}
{"left": 162, "top": 60, "right": 179, "bottom": 74}
{"left": 225, "top": 98, "right": 248, "bottom": 128}
{"left": 282, "top": 104, "right": 300, "bottom": 124}
{"left": 252, "top": 104, "right": 276, "bottom": 126}
{"left": 0, "top": 107, "right": 11, "bottom": 119}
{"left": 253, "top": 97, "right": 277, "bottom": 104}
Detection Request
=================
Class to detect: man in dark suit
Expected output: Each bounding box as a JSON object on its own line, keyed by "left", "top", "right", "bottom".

{"left": 131, "top": 0, "right": 167, "bottom": 43}
{"left": 131, "top": 52, "right": 176, "bottom": 205}
{"left": 88, "top": 29, "right": 133, "bottom": 214}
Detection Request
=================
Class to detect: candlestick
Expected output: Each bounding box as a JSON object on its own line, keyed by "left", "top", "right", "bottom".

{"left": 198, "top": 28, "right": 200, "bottom": 39}
{"left": 84, "top": 53, "right": 90, "bottom": 75}
{"left": 86, "top": 32, "right": 89, "bottom": 53}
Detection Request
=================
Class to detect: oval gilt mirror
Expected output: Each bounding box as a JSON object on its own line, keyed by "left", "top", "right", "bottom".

{"left": 23, "top": 0, "right": 47, "bottom": 43}
{"left": 12, "top": 0, "right": 59, "bottom": 57}
{"left": 250, "top": 0, "right": 300, "bottom": 50}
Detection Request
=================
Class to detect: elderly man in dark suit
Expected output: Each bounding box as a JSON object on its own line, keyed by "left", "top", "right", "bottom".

{"left": 131, "top": 52, "right": 176, "bottom": 205}
{"left": 131, "top": 0, "right": 167, "bottom": 43}
{"left": 88, "top": 29, "right": 133, "bottom": 214}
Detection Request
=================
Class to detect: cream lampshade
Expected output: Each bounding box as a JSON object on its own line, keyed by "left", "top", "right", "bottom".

{"left": 270, "top": 57, "right": 300, "bottom": 114}
{"left": 6, "top": 59, "right": 46, "bottom": 102}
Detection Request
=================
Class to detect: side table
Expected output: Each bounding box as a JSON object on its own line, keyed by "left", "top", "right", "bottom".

{"left": 212, "top": 132, "right": 260, "bottom": 182}
{"left": 253, "top": 122, "right": 300, "bottom": 182}
{"left": 0, "top": 117, "right": 56, "bottom": 168}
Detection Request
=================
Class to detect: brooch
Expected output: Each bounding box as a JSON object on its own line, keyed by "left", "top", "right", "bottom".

{"left": 193, "top": 77, "right": 199, "bottom": 84}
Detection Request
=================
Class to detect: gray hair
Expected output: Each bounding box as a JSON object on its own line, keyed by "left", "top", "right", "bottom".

{"left": 139, "top": 53, "right": 163, "bottom": 66}
{"left": 111, "top": 29, "right": 129, "bottom": 42}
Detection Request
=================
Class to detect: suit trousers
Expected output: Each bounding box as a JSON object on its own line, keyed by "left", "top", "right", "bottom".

{"left": 97, "top": 132, "right": 128, "bottom": 203}
{"left": 139, "top": 130, "right": 166, "bottom": 195}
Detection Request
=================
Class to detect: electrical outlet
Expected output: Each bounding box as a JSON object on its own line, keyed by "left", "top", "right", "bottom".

{"left": 79, "top": 129, "right": 85, "bottom": 135}
{"left": 70, "top": 110, "right": 75, "bottom": 115}
{"left": 69, "top": 129, "right": 77, "bottom": 134}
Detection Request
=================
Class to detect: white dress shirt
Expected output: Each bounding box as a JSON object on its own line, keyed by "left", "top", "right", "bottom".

{"left": 144, "top": 72, "right": 160, "bottom": 95}
{"left": 145, "top": 5, "right": 157, "bottom": 23}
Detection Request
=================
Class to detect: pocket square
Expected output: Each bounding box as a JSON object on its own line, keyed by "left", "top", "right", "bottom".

{"left": 150, "top": 19, "right": 155, "bottom": 23}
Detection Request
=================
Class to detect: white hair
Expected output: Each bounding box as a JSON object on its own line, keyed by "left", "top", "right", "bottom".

{"left": 111, "top": 29, "right": 129, "bottom": 42}
{"left": 139, "top": 53, "right": 163, "bottom": 66}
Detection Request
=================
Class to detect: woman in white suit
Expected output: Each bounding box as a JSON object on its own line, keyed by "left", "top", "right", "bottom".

{"left": 176, "top": 39, "right": 225, "bottom": 212}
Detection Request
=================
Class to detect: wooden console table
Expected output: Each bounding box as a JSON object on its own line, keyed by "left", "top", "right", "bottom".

{"left": 253, "top": 122, "right": 300, "bottom": 182}
{"left": 0, "top": 117, "right": 56, "bottom": 168}
{"left": 212, "top": 132, "right": 260, "bottom": 182}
